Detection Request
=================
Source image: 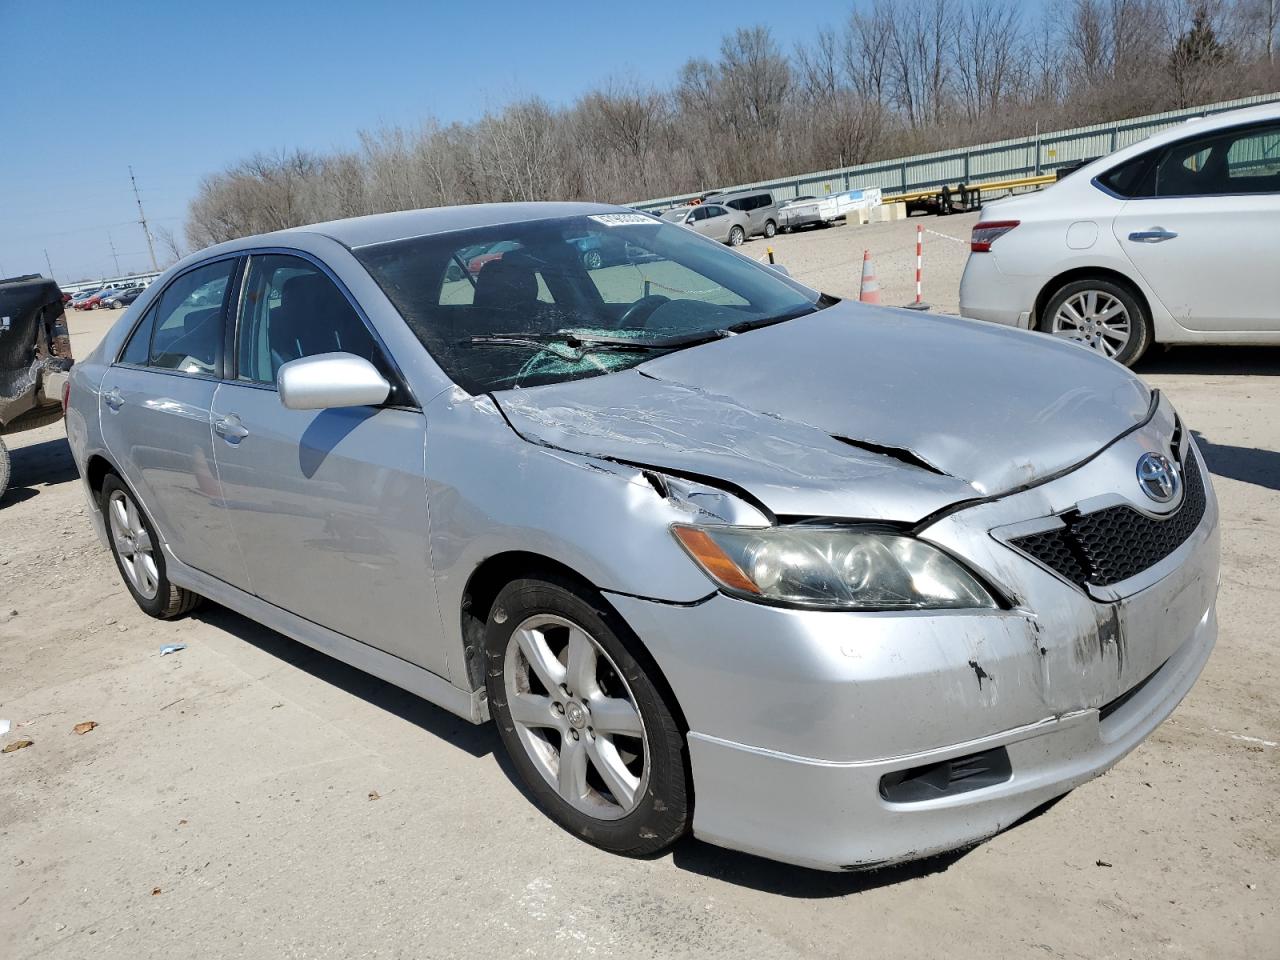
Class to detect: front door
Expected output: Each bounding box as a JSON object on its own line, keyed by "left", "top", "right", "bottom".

{"left": 1112, "top": 120, "right": 1280, "bottom": 332}
{"left": 210, "top": 252, "right": 446, "bottom": 675}
{"left": 98, "top": 257, "right": 245, "bottom": 585}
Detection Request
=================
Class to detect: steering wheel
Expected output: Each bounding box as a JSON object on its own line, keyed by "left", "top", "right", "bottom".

{"left": 617, "top": 294, "right": 670, "bottom": 330}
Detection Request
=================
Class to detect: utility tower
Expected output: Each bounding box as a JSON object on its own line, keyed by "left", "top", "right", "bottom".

{"left": 129, "top": 166, "right": 159, "bottom": 272}
{"left": 108, "top": 231, "right": 121, "bottom": 275}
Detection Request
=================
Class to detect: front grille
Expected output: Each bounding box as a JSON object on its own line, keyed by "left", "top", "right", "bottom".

{"left": 1010, "top": 451, "right": 1206, "bottom": 590}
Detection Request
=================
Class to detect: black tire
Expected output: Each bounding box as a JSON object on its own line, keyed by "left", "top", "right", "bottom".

{"left": 0, "top": 437, "right": 10, "bottom": 502}
{"left": 763, "top": 219, "right": 777, "bottom": 238}
{"left": 1038, "top": 276, "right": 1152, "bottom": 367}
{"left": 727, "top": 226, "right": 745, "bottom": 246}
{"left": 101, "top": 474, "right": 202, "bottom": 619}
{"left": 484, "top": 575, "right": 690, "bottom": 857}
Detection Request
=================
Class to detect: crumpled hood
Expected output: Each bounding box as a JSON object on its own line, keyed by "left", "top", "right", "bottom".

{"left": 495, "top": 303, "right": 1152, "bottom": 522}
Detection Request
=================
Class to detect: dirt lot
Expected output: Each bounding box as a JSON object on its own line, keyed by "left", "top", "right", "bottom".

{"left": 2, "top": 226, "right": 1278, "bottom": 959}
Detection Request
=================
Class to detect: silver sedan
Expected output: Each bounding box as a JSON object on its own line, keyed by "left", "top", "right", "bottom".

{"left": 659, "top": 203, "right": 751, "bottom": 245}
{"left": 64, "top": 202, "right": 1219, "bottom": 871}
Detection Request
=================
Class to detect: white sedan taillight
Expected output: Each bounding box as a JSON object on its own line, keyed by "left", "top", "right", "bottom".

{"left": 971, "top": 220, "right": 1020, "bottom": 252}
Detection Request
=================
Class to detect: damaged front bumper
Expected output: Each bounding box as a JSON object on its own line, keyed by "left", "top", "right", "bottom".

{"left": 605, "top": 407, "right": 1219, "bottom": 871}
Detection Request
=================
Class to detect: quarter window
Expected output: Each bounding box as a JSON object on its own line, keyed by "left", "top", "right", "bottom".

{"left": 119, "top": 305, "right": 156, "bottom": 365}
{"left": 147, "top": 259, "right": 235, "bottom": 375}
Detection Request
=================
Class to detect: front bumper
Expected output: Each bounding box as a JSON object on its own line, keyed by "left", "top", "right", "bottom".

{"left": 606, "top": 407, "right": 1219, "bottom": 871}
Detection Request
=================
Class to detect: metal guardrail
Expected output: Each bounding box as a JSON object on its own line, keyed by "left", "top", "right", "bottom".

{"left": 633, "top": 92, "right": 1280, "bottom": 211}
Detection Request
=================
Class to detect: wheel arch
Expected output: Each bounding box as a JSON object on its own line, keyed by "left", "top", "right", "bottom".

{"left": 1033, "top": 266, "right": 1153, "bottom": 333}
{"left": 84, "top": 452, "right": 118, "bottom": 505}
{"left": 459, "top": 550, "right": 692, "bottom": 738}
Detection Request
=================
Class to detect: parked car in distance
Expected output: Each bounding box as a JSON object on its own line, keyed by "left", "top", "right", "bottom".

{"left": 66, "top": 202, "right": 1218, "bottom": 872}
{"left": 75, "top": 288, "right": 121, "bottom": 310}
{"left": 101, "top": 287, "right": 144, "bottom": 309}
{"left": 960, "top": 102, "right": 1280, "bottom": 366}
{"left": 660, "top": 203, "right": 751, "bottom": 245}
{"left": 69, "top": 288, "right": 103, "bottom": 309}
{"left": 715, "top": 189, "right": 782, "bottom": 239}
{"left": 2, "top": 275, "right": 74, "bottom": 499}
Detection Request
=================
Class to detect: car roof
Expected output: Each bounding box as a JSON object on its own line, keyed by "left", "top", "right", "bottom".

{"left": 1100, "top": 102, "right": 1280, "bottom": 168}
{"left": 283, "top": 201, "right": 622, "bottom": 249}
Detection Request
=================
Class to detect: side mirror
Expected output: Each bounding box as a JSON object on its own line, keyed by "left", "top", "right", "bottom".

{"left": 277, "top": 352, "right": 390, "bottom": 411}
{"left": 767, "top": 263, "right": 791, "bottom": 278}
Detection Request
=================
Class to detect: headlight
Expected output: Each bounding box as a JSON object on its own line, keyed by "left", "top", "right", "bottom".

{"left": 671, "top": 524, "right": 997, "bottom": 610}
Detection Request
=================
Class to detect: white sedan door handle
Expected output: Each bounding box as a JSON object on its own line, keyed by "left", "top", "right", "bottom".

{"left": 1128, "top": 228, "right": 1178, "bottom": 243}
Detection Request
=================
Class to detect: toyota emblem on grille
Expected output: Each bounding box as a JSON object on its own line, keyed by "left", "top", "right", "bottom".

{"left": 1136, "top": 452, "right": 1180, "bottom": 503}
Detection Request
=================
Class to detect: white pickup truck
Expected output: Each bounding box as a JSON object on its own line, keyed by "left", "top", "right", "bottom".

{"left": 778, "top": 187, "right": 883, "bottom": 232}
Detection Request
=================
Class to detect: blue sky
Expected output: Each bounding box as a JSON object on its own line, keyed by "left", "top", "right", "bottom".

{"left": 0, "top": 0, "right": 837, "bottom": 282}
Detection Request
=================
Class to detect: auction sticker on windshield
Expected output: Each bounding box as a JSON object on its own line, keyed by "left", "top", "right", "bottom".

{"left": 588, "top": 214, "right": 657, "bottom": 226}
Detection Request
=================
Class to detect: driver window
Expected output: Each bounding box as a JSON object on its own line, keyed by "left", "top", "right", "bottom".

{"left": 147, "top": 259, "right": 234, "bottom": 375}
{"left": 236, "top": 254, "right": 387, "bottom": 385}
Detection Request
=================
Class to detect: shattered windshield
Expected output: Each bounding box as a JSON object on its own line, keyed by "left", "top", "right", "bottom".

{"left": 353, "top": 214, "right": 822, "bottom": 394}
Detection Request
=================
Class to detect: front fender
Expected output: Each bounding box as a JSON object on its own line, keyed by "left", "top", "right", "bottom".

{"left": 424, "top": 390, "right": 738, "bottom": 663}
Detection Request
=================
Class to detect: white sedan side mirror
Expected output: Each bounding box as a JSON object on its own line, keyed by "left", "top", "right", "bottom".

{"left": 277, "top": 352, "right": 390, "bottom": 410}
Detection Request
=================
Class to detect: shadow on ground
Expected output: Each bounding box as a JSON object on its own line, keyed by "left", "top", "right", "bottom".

{"left": 192, "top": 604, "right": 499, "bottom": 759}
{"left": 1193, "top": 431, "right": 1280, "bottom": 492}
{"left": 190, "top": 599, "right": 1086, "bottom": 895}
{"left": 1, "top": 435, "right": 80, "bottom": 506}
{"left": 1136, "top": 345, "right": 1280, "bottom": 376}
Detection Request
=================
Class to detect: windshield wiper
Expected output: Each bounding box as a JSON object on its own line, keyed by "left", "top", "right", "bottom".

{"left": 467, "top": 329, "right": 731, "bottom": 352}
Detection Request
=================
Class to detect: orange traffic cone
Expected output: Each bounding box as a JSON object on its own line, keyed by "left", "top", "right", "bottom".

{"left": 859, "top": 250, "right": 881, "bottom": 304}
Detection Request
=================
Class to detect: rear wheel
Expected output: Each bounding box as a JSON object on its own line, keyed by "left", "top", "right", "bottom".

{"left": 728, "top": 226, "right": 745, "bottom": 246}
{"left": 582, "top": 249, "right": 604, "bottom": 270}
{"left": 1039, "top": 277, "right": 1151, "bottom": 367}
{"left": 763, "top": 220, "right": 777, "bottom": 238}
{"left": 102, "top": 474, "right": 202, "bottom": 618}
{"left": 484, "top": 576, "right": 689, "bottom": 856}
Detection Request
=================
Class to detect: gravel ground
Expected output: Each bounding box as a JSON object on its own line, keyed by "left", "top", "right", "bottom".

{"left": 2, "top": 263, "right": 1278, "bottom": 959}
{"left": 751, "top": 211, "right": 981, "bottom": 312}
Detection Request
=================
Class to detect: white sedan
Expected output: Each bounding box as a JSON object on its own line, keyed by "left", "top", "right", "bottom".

{"left": 960, "top": 102, "right": 1280, "bottom": 366}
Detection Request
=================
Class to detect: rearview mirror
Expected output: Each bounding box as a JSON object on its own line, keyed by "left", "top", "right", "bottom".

{"left": 277, "top": 352, "right": 390, "bottom": 411}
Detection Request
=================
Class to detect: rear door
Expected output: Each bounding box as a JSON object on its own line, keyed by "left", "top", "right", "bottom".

{"left": 1112, "top": 120, "right": 1280, "bottom": 332}
{"left": 209, "top": 251, "right": 447, "bottom": 675}
{"left": 98, "top": 257, "right": 246, "bottom": 585}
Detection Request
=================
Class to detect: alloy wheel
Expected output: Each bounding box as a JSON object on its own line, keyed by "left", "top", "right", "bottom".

{"left": 503, "top": 614, "right": 649, "bottom": 820}
{"left": 108, "top": 489, "right": 159, "bottom": 600}
{"left": 1050, "top": 290, "right": 1131, "bottom": 358}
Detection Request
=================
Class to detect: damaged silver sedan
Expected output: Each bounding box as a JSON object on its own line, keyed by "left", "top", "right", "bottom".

{"left": 65, "top": 203, "right": 1219, "bottom": 871}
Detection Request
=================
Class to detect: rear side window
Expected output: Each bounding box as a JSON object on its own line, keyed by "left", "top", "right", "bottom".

{"left": 147, "top": 260, "right": 235, "bottom": 375}
{"left": 1152, "top": 123, "right": 1280, "bottom": 197}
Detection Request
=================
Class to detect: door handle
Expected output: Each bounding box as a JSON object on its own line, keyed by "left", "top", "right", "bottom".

{"left": 1128, "top": 228, "right": 1178, "bottom": 243}
{"left": 214, "top": 415, "right": 249, "bottom": 443}
{"left": 103, "top": 388, "right": 124, "bottom": 411}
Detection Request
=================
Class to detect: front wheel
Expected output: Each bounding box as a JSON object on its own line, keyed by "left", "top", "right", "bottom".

{"left": 1039, "top": 277, "right": 1151, "bottom": 366}
{"left": 763, "top": 220, "right": 777, "bottom": 238}
{"left": 102, "top": 474, "right": 202, "bottom": 618}
{"left": 484, "top": 576, "right": 690, "bottom": 856}
{"left": 727, "top": 226, "right": 745, "bottom": 246}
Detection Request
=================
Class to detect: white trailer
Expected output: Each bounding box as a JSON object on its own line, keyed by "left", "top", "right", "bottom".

{"left": 778, "top": 187, "right": 883, "bottom": 232}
